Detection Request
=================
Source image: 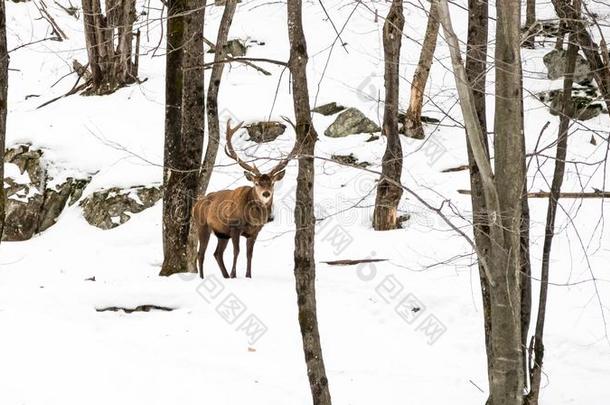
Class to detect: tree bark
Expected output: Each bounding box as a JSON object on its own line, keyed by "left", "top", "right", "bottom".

{"left": 372, "top": 0, "right": 404, "bottom": 231}
{"left": 81, "top": 0, "right": 138, "bottom": 94}
{"left": 437, "top": 1, "right": 527, "bottom": 403}
{"left": 524, "top": 0, "right": 536, "bottom": 48}
{"left": 0, "top": 0, "right": 7, "bottom": 240}
{"left": 464, "top": 0, "right": 493, "bottom": 395}
{"left": 160, "top": 0, "right": 207, "bottom": 277}
{"left": 287, "top": 1, "right": 332, "bottom": 404}
{"left": 562, "top": 0, "right": 610, "bottom": 113}
{"left": 491, "top": 2, "right": 527, "bottom": 403}
{"left": 186, "top": 0, "right": 237, "bottom": 273}
{"left": 404, "top": 1, "right": 439, "bottom": 139}
{"left": 527, "top": 3, "right": 578, "bottom": 403}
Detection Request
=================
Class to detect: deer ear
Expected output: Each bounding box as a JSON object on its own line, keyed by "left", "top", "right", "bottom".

{"left": 244, "top": 171, "right": 255, "bottom": 182}
{"left": 273, "top": 170, "right": 286, "bottom": 182}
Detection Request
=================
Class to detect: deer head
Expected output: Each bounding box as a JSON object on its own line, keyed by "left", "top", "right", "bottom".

{"left": 224, "top": 120, "right": 297, "bottom": 205}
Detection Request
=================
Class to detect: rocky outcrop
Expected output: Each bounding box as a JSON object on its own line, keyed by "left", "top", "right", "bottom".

{"left": 245, "top": 121, "right": 286, "bottom": 143}
{"left": 3, "top": 144, "right": 91, "bottom": 241}
{"left": 324, "top": 108, "right": 381, "bottom": 137}
{"left": 537, "top": 87, "right": 604, "bottom": 121}
{"left": 80, "top": 186, "right": 162, "bottom": 230}
{"left": 543, "top": 49, "right": 592, "bottom": 84}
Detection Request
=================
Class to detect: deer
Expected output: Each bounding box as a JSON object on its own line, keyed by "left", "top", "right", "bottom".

{"left": 192, "top": 120, "right": 298, "bottom": 279}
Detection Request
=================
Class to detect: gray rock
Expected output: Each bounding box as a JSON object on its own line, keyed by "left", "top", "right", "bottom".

{"left": 312, "top": 102, "right": 346, "bottom": 116}
{"left": 2, "top": 144, "right": 91, "bottom": 241}
{"left": 543, "top": 49, "right": 592, "bottom": 84}
{"left": 324, "top": 108, "right": 381, "bottom": 137}
{"left": 537, "top": 87, "right": 604, "bottom": 121}
{"left": 80, "top": 186, "right": 162, "bottom": 230}
{"left": 331, "top": 153, "right": 370, "bottom": 168}
{"left": 246, "top": 121, "right": 286, "bottom": 143}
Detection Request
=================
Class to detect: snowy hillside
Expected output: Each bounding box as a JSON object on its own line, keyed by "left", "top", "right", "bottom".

{"left": 1, "top": 1, "right": 609, "bottom": 404}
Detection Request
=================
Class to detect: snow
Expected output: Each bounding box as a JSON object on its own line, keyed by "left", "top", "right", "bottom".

{"left": 1, "top": 1, "right": 610, "bottom": 404}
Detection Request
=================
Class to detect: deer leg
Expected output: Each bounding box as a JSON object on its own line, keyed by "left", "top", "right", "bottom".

{"left": 197, "top": 225, "right": 211, "bottom": 279}
{"left": 245, "top": 234, "right": 258, "bottom": 279}
{"left": 230, "top": 229, "right": 240, "bottom": 278}
{"left": 213, "top": 238, "right": 230, "bottom": 278}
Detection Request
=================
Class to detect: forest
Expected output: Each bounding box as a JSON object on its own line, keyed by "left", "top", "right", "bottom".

{"left": 0, "top": 0, "right": 609, "bottom": 404}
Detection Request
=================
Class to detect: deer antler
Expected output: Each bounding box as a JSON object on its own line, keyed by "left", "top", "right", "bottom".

{"left": 225, "top": 119, "right": 262, "bottom": 176}
{"left": 268, "top": 117, "right": 301, "bottom": 176}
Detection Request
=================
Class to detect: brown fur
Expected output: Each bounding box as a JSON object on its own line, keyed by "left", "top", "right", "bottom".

{"left": 193, "top": 119, "right": 295, "bottom": 279}
{"left": 193, "top": 173, "right": 283, "bottom": 279}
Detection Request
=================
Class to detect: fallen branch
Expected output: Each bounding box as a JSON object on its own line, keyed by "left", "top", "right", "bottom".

{"left": 458, "top": 189, "right": 610, "bottom": 198}
{"left": 322, "top": 258, "right": 388, "bottom": 266}
{"left": 441, "top": 164, "right": 469, "bottom": 173}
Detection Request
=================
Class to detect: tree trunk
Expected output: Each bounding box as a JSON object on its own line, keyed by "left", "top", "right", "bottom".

{"left": 437, "top": 1, "right": 527, "bottom": 403}
{"left": 490, "top": 1, "right": 527, "bottom": 404}
{"left": 186, "top": 0, "right": 237, "bottom": 273}
{"left": 0, "top": 0, "right": 7, "bottom": 240}
{"left": 287, "top": 1, "right": 332, "bottom": 404}
{"left": 160, "top": 0, "right": 206, "bottom": 277}
{"left": 464, "top": 0, "right": 493, "bottom": 395}
{"left": 563, "top": 0, "right": 610, "bottom": 113}
{"left": 81, "top": 0, "right": 138, "bottom": 94}
{"left": 524, "top": 0, "right": 536, "bottom": 48}
{"left": 404, "top": 1, "right": 439, "bottom": 139}
{"left": 527, "top": 3, "right": 578, "bottom": 403}
{"left": 372, "top": 0, "right": 404, "bottom": 231}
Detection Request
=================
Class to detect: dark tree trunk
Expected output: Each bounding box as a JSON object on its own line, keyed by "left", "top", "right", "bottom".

{"left": 527, "top": 3, "right": 579, "bottom": 403}
{"left": 160, "top": 0, "right": 207, "bottom": 277}
{"left": 562, "top": 0, "right": 610, "bottom": 113}
{"left": 81, "top": 0, "right": 138, "bottom": 94}
{"left": 0, "top": 0, "right": 7, "bottom": 239}
{"left": 287, "top": 1, "right": 332, "bottom": 404}
{"left": 372, "top": 0, "right": 404, "bottom": 231}
{"left": 404, "top": 1, "right": 439, "bottom": 139}
{"left": 186, "top": 0, "right": 237, "bottom": 273}
{"left": 524, "top": 0, "right": 536, "bottom": 48}
{"left": 464, "top": 0, "right": 493, "bottom": 395}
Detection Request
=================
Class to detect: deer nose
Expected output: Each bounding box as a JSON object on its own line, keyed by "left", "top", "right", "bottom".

{"left": 262, "top": 191, "right": 271, "bottom": 198}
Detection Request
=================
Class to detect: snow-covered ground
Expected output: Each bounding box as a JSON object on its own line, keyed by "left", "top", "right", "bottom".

{"left": 1, "top": 1, "right": 610, "bottom": 404}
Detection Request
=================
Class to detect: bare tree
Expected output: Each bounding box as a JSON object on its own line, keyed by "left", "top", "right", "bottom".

{"left": 524, "top": 0, "right": 536, "bottom": 48}
{"left": 287, "top": 0, "right": 332, "bottom": 403}
{"left": 403, "top": 1, "right": 439, "bottom": 139}
{"left": 0, "top": 0, "right": 7, "bottom": 239}
{"left": 160, "top": 0, "right": 206, "bottom": 276}
{"left": 186, "top": 0, "right": 238, "bottom": 273}
{"left": 372, "top": 0, "right": 404, "bottom": 231}
{"left": 527, "top": 2, "right": 579, "bottom": 403}
{"left": 81, "top": 0, "right": 139, "bottom": 94}
{"left": 437, "top": 0, "right": 528, "bottom": 403}
{"left": 463, "top": 0, "right": 493, "bottom": 394}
